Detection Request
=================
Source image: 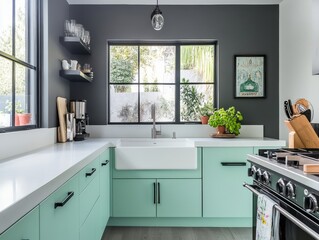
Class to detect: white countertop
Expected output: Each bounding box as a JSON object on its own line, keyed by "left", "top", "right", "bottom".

{"left": 0, "top": 137, "right": 284, "bottom": 234}
{"left": 0, "top": 139, "right": 111, "bottom": 234}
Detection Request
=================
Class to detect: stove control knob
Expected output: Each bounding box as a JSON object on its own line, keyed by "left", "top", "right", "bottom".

{"left": 286, "top": 181, "right": 296, "bottom": 199}
{"left": 255, "top": 169, "right": 263, "bottom": 182}
{"left": 262, "top": 171, "right": 271, "bottom": 185}
{"left": 249, "top": 165, "right": 258, "bottom": 177}
{"left": 276, "top": 178, "right": 287, "bottom": 195}
{"left": 304, "top": 194, "right": 319, "bottom": 213}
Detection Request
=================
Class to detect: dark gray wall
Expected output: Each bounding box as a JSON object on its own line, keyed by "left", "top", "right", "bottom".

{"left": 44, "top": 0, "right": 71, "bottom": 128}
{"left": 69, "top": 5, "right": 279, "bottom": 138}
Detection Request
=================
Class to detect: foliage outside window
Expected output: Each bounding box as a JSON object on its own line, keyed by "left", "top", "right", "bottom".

{"left": 108, "top": 42, "right": 215, "bottom": 123}
{"left": 0, "top": 0, "right": 38, "bottom": 131}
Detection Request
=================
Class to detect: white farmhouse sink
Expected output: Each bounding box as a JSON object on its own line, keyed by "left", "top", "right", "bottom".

{"left": 115, "top": 139, "right": 197, "bottom": 170}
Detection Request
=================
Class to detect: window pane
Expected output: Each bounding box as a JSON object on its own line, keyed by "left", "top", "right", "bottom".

{"left": 110, "top": 46, "right": 138, "bottom": 85}
{"left": 181, "top": 45, "right": 214, "bottom": 83}
{"left": 15, "top": 63, "right": 36, "bottom": 126}
{"left": 0, "top": 0, "right": 13, "bottom": 55}
{"left": 140, "top": 85, "right": 175, "bottom": 122}
{"left": 180, "top": 84, "right": 214, "bottom": 122}
{"left": 0, "top": 56, "right": 13, "bottom": 128}
{"left": 140, "top": 46, "right": 175, "bottom": 84}
{"left": 109, "top": 84, "right": 138, "bottom": 122}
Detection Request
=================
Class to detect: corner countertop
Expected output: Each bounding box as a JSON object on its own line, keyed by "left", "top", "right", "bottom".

{"left": 0, "top": 137, "right": 284, "bottom": 234}
{"left": 0, "top": 139, "right": 111, "bottom": 235}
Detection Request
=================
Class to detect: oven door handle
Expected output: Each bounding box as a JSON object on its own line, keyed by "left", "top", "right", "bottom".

{"left": 243, "top": 182, "right": 319, "bottom": 240}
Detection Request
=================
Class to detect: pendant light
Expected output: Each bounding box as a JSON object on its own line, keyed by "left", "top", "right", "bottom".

{"left": 151, "top": 0, "right": 164, "bottom": 31}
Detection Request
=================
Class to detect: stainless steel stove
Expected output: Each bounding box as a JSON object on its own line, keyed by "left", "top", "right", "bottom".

{"left": 244, "top": 148, "right": 319, "bottom": 240}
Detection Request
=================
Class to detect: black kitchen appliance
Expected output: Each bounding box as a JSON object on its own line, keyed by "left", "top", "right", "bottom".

{"left": 245, "top": 148, "right": 319, "bottom": 240}
{"left": 70, "top": 99, "right": 90, "bottom": 141}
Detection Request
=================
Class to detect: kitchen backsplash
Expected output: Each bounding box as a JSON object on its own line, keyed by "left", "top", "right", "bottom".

{"left": 87, "top": 125, "right": 264, "bottom": 139}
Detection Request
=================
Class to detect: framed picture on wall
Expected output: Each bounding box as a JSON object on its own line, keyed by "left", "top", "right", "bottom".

{"left": 234, "top": 55, "right": 266, "bottom": 98}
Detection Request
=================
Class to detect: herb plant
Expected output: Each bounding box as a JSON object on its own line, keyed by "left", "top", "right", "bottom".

{"left": 208, "top": 106, "right": 243, "bottom": 135}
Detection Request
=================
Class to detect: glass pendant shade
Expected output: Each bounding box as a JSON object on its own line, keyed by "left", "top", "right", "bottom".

{"left": 151, "top": 5, "right": 164, "bottom": 31}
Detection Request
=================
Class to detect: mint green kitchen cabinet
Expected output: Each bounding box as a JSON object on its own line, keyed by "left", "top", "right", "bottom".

{"left": 157, "top": 179, "right": 201, "bottom": 217}
{"left": 113, "top": 179, "right": 156, "bottom": 217}
{"left": 40, "top": 174, "right": 79, "bottom": 240}
{"left": 99, "top": 149, "right": 111, "bottom": 237}
{"left": 0, "top": 206, "right": 39, "bottom": 240}
{"left": 80, "top": 198, "right": 100, "bottom": 240}
{"left": 79, "top": 156, "right": 100, "bottom": 240}
{"left": 203, "top": 147, "right": 253, "bottom": 221}
{"left": 113, "top": 178, "right": 201, "bottom": 218}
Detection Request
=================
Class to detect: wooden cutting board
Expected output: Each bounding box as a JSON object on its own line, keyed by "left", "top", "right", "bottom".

{"left": 289, "top": 115, "right": 319, "bottom": 148}
{"left": 304, "top": 164, "right": 319, "bottom": 174}
{"left": 57, "top": 97, "right": 67, "bottom": 143}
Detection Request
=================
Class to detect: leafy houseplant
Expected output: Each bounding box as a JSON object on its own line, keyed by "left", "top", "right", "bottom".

{"left": 208, "top": 106, "right": 243, "bottom": 135}
{"left": 180, "top": 78, "right": 204, "bottom": 121}
{"left": 199, "top": 102, "right": 214, "bottom": 124}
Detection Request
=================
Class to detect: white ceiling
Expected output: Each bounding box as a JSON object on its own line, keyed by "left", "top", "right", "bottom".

{"left": 67, "top": 0, "right": 283, "bottom": 5}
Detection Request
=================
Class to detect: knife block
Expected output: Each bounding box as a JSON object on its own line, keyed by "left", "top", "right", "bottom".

{"left": 285, "top": 115, "right": 319, "bottom": 148}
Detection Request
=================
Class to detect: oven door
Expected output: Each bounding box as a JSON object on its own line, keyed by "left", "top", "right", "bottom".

{"left": 244, "top": 182, "right": 319, "bottom": 240}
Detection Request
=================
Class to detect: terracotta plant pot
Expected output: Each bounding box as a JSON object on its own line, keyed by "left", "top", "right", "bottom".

{"left": 15, "top": 114, "right": 20, "bottom": 126}
{"left": 217, "top": 125, "right": 225, "bottom": 135}
{"left": 201, "top": 116, "right": 209, "bottom": 124}
{"left": 17, "top": 113, "right": 32, "bottom": 126}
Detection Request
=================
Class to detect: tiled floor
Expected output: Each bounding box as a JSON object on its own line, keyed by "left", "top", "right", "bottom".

{"left": 102, "top": 227, "right": 252, "bottom": 240}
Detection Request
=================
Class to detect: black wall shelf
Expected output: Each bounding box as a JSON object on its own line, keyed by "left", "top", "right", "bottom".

{"left": 59, "top": 70, "right": 93, "bottom": 83}
{"left": 59, "top": 36, "right": 91, "bottom": 55}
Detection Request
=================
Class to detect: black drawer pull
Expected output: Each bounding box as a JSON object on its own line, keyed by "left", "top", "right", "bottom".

{"left": 101, "top": 160, "right": 109, "bottom": 166}
{"left": 157, "top": 182, "right": 161, "bottom": 204}
{"left": 221, "top": 162, "right": 246, "bottom": 166}
{"left": 54, "top": 191, "right": 74, "bottom": 209}
{"left": 153, "top": 182, "right": 156, "bottom": 204}
{"left": 85, "top": 168, "right": 96, "bottom": 177}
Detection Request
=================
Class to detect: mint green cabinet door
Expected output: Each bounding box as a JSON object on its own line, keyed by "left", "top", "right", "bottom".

{"left": 79, "top": 172, "right": 100, "bottom": 226}
{"left": 157, "top": 179, "right": 202, "bottom": 217}
{"left": 203, "top": 147, "right": 253, "bottom": 218}
{"left": 99, "top": 149, "right": 110, "bottom": 237}
{"left": 0, "top": 206, "right": 39, "bottom": 240}
{"left": 112, "top": 179, "right": 156, "bottom": 217}
{"left": 80, "top": 198, "right": 100, "bottom": 240}
{"left": 40, "top": 175, "right": 79, "bottom": 240}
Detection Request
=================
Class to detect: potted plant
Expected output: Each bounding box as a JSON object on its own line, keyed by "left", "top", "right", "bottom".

{"left": 199, "top": 102, "right": 214, "bottom": 124}
{"left": 15, "top": 102, "right": 32, "bottom": 126}
{"left": 208, "top": 106, "right": 243, "bottom": 135}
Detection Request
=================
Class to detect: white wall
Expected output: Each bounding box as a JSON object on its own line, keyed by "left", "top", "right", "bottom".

{"left": 279, "top": 0, "right": 319, "bottom": 142}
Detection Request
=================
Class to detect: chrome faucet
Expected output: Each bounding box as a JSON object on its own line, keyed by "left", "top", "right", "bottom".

{"left": 151, "top": 103, "right": 161, "bottom": 138}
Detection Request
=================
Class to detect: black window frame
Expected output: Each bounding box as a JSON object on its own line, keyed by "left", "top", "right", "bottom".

{"left": 0, "top": 0, "right": 41, "bottom": 133}
{"left": 107, "top": 40, "right": 217, "bottom": 124}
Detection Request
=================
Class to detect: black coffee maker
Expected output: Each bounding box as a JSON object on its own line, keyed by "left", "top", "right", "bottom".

{"left": 70, "top": 100, "right": 90, "bottom": 141}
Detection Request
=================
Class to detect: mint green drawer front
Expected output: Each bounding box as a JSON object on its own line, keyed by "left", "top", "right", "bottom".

{"left": 203, "top": 147, "right": 253, "bottom": 218}
{"left": 99, "top": 150, "right": 111, "bottom": 235}
{"left": 40, "top": 175, "right": 79, "bottom": 240}
{"left": 100, "top": 149, "right": 110, "bottom": 162}
{"left": 157, "top": 179, "right": 202, "bottom": 218}
{"left": 112, "top": 179, "right": 156, "bottom": 217}
{"left": 79, "top": 156, "right": 100, "bottom": 192}
{"left": 80, "top": 172, "right": 100, "bottom": 225}
{"left": 0, "top": 206, "right": 39, "bottom": 240}
{"left": 112, "top": 148, "right": 202, "bottom": 179}
{"left": 80, "top": 198, "right": 100, "bottom": 240}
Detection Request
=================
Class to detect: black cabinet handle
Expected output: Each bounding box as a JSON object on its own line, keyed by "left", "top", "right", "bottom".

{"left": 85, "top": 168, "right": 96, "bottom": 177}
{"left": 157, "top": 182, "right": 161, "bottom": 204}
{"left": 153, "top": 182, "right": 156, "bottom": 204}
{"left": 101, "top": 160, "right": 109, "bottom": 166}
{"left": 54, "top": 191, "right": 74, "bottom": 209}
{"left": 221, "top": 162, "right": 247, "bottom": 166}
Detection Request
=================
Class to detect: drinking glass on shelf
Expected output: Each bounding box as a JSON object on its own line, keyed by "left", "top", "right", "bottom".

{"left": 70, "top": 19, "right": 76, "bottom": 36}
{"left": 83, "top": 31, "right": 90, "bottom": 46}
{"left": 64, "top": 20, "right": 71, "bottom": 36}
